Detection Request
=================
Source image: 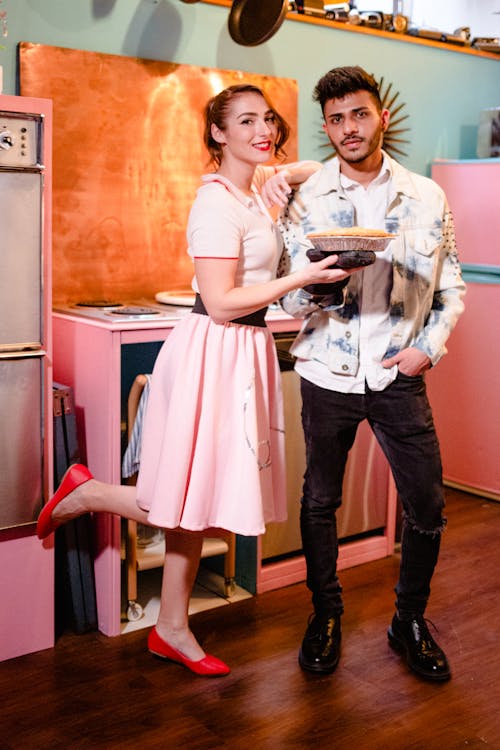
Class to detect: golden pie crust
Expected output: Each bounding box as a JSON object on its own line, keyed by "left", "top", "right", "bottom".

{"left": 307, "top": 227, "right": 395, "bottom": 238}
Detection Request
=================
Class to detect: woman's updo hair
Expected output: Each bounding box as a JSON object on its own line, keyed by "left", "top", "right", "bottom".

{"left": 203, "top": 84, "right": 290, "bottom": 167}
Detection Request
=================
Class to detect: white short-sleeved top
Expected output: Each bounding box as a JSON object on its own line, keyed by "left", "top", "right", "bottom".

{"left": 187, "top": 169, "right": 282, "bottom": 293}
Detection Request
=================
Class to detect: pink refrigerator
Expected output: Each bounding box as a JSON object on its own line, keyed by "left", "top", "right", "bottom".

{"left": 428, "top": 158, "right": 500, "bottom": 500}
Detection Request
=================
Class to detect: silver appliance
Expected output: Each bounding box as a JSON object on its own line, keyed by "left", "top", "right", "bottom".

{"left": 0, "top": 109, "right": 46, "bottom": 529}
{"left": 261, "top": 333, "right": 390, "bottom": 561}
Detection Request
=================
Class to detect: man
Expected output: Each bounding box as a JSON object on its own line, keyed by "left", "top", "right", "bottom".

{"left": 278, "top": 66, "right": 465, "bottom": 681}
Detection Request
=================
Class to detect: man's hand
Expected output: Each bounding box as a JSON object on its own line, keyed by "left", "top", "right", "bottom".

{"left": 382, "top": 347, "right": 431, "bottom": 376}
{"left": 260, "top": 170, "right": 292, "bottom": 209}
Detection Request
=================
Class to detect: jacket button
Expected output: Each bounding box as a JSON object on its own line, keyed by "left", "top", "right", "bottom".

{"left": 342, "top": 364, "right": 349, "bottom": 371}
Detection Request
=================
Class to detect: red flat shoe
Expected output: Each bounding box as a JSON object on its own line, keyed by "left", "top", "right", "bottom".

{"left": 36, "top": 464, "right": 94, "bottom": 540}
{"left": 148, "top": 627, "right": 230, "bottom": 677}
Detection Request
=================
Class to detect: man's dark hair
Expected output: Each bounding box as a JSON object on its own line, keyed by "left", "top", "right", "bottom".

{"left": 313, "top": 66, "right": 382, "bottom": 114}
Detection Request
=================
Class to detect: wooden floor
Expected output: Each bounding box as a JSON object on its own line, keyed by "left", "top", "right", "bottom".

{"left": 2, "top": 488, "right": 500, "bottom": 750}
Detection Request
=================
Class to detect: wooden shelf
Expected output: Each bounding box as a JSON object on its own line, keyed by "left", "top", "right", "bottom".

{"left": 201, "top": 0, "right": 500, "bottom": 61}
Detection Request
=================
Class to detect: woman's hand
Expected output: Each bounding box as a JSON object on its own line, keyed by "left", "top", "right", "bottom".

{"left": 297, "top": 254, "right": 361, "bottom": 288}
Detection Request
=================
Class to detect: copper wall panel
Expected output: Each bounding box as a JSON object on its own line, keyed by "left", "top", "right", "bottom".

{"left": 19, "top": 43, "right": 298, "bottom": 303}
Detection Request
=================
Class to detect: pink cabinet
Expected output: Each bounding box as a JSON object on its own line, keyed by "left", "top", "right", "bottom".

{"left": 432, "top": 159, "right": 500, "bottom": 266}
{"left": 428, "top": 159, "right": 500, "bottom": 499}
{"left": 52, "top": 314, "right": 173, "bottom": 636}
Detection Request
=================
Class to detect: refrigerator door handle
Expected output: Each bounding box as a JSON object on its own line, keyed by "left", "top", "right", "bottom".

{"left": 0, "top": 165, "right": 44, "bottom": 174}
{"left": 0, "top": 349, "right": 47, "bottom": 360}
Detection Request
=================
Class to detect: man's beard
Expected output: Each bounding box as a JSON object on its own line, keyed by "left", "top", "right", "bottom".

{"left": 334, "top": 127, "right": 384, "bottom": 164}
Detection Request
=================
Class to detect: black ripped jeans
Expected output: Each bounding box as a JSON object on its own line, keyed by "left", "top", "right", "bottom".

{"left": 300, "top": 373, "right": 445, "bottom": 619}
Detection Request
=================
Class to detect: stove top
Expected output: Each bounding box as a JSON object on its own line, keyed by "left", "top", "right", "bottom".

{"left": 53, "top": 299, "right": 191, "bottom": 323}
{"left": 53, "top": 298, "right": 287, "bottom": 326}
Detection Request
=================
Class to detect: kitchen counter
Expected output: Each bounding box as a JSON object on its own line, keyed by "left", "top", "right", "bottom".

{"left": 53, "top": 301, "right": 302, "bottom": 335}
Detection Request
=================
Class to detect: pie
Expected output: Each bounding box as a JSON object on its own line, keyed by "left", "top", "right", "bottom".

{"left": 307, "top": 227, "right": 395, "bottom": 238}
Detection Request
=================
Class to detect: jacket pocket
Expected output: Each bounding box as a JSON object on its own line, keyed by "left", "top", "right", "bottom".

{"left": 400, "top": 225, "right": 442, "bottom": 258}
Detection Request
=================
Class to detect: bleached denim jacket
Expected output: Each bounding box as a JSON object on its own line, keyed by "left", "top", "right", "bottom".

{"left": 277, "top": 154, "right": 466, "bottom": 375}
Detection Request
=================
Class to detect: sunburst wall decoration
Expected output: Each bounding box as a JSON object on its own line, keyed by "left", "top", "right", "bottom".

{"left": 319, "top": 75, "right": 411, "bottom": 161}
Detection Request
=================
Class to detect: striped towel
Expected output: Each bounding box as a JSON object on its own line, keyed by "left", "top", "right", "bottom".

{"left": 122, "top": 374, "right": 152, "bottom": 479}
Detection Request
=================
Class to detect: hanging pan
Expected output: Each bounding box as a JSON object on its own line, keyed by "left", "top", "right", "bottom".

{"left": 228, "top": 0, "right": 289, "bottom": 46}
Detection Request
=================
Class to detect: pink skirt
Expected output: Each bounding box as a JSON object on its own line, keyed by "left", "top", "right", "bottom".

{"left": 136, "top": 312, "right": 287, "bottom": 536}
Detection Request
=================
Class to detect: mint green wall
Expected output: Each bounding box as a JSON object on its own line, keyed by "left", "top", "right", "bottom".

{"left": 3, "top": 1, "right": 499, "bottom": 175}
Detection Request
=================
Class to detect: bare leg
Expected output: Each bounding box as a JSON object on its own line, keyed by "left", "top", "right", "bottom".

{"left": 50, "top": 479, "right": 151, "bottom": 526}
{"left": 48, "top": 474, "right": 207, "bottom": 661}
{"left": 155, "top": 530, "right": 205, "bottom": 661}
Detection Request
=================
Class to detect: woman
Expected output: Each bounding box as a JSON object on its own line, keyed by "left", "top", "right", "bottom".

{"left": 37, "top": 84, "right": 357, "bottom": 677}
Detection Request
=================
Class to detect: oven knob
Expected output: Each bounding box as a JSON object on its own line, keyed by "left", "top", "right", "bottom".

{"left": 0, "top": 130, "right": 14, "bottom": 150}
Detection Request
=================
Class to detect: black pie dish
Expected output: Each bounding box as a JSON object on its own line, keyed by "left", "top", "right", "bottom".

{"left": 306, "top": 247, "right": 377, "bottom": 268}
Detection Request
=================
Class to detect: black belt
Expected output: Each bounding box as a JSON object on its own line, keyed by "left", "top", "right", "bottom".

{"left": 192, "top": 293, "right": 267, "bottom": 327}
